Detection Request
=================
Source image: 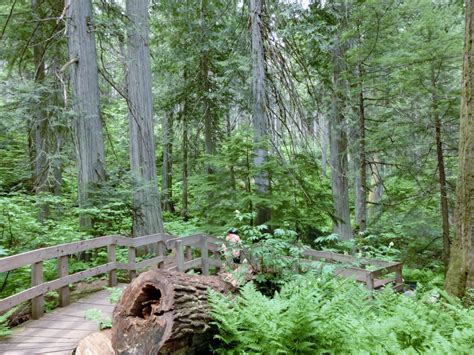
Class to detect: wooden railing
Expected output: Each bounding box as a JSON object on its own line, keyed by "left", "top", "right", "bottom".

{"left": 0, "top": 234, "right": 404, "bottom": 320}
{"left": 0, "top": 233, "right": 225, "bottom": 319}
{"left": 303, "top": 249, "right": 403, "bottom": 291}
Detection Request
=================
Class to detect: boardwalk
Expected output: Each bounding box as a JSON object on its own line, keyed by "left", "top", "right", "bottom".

{"left": 0, "top": 233, "right": 403, "bottom": 354}
{"left": 0, "top": 286, "right": 124, "bottom": 355}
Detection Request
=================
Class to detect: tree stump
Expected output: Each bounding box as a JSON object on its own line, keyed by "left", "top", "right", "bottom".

{"left": 111, "top": 270, "right": 232, "bottom": 354}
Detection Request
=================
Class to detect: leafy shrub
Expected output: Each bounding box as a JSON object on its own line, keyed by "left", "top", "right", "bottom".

{"left": 226, "top": 212, "right": 304, "bottom": 294}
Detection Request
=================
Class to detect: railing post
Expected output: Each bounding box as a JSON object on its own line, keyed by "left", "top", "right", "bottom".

{"left": 128, "top": 246, "right": 137, "bottom": 280}
{"left": 395, "top": 264, "right": 403, "bottom": 284}
{"left": 200, "top": 236, "right": 209, "bottom": 276}
{"left": 176, "top": 240, "right": 184, "bottom": 272}
{"left": 108, "top": 243, "right": 117, "bottom": 287}
{"left": 185, "top": 246, "right": 192, "bottom": 261}
{"left": 157, "top": 241, "right": 165, "bottom": 269}
{"left": 366, "top": 272, "right": 375, "bottom": 292}
{"left": 31, "top": 261, "right": 44, "bottom": 319}
{"left": 58, "top": 256, "right": 70, "bottom": 307}
{"left": 213, "top": 250, "right": 221, "bottom": 272}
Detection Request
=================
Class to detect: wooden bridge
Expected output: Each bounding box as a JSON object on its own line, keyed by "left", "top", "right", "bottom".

{"left": 0, "top": 233, "right": 403, "bottom": 354}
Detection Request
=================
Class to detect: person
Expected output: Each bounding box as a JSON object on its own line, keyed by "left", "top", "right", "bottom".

{"left": 225, "top": 229, "right": 241, "bottom": 264}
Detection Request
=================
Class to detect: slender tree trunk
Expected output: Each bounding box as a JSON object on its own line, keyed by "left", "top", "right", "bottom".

{"left": 431, "top": 74, "right": 451, "bottom": 269}
{"left": 329, "top": 34, "right": 352, "bottom": 240}
{"left": 181, "top": 75, "right": 189, "bottom": 220}
{"left": 445, "top": 0, "right": 474, "bottom": 299}
{"left": 368, "top": 158, "right": 384, "bottom": 220}
{"left": 250, "top": 0, "right": 271, "bottom": 225}
{"left": 50, "top": 59, "right": 64, "bottom": 198}
{"left": 182, "top": 88, "right": 189, "bottom": 220}
{"left": 31, "top": 0, "right": 49, "bottom": 220}
{"left": 319, "top": 115, "right": 329, "bottom": 177}
{"left": 162, "top": 111, "right": 175, "bottom": 213}
{"left": 125, "top": 0, "right": 164, "bottom": 246}
{"left": 66, "top": 0, "right": 107, "bottom": 230}
{"left": 356, "top": 65, "right": 367, "bottom": 233}
{"left": 200, "top": 0, "right": 214, "bottom": 175}
{"left": 227, "top": 114, "right": 236, "bottom": 190}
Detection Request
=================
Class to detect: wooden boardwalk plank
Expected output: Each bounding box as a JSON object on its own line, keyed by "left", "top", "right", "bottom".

{"left": 0, "top": 284, "right": 126, "bottom": 355}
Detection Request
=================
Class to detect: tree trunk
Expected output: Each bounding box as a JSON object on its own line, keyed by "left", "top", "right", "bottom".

{"left": 181, "top": 85, "right": 189, "bottom": 220}
{"left": 227, "top": 114, "right": 236, "bottom": 190}
{"left": 329, "top": 32, "right": 352, "bottom": 241}
{"left": 432, "top": 74, "right": 451, "bottom": 269}
{"left": 200, "top": 0, "right": 214, "bottom": 175}
{"left": 368, "top": 157, "right": 384, "bottom": 220}
{"left": 31, "top": 0, "right": 49, "bottom": 220}
{"left": 66, "top": 0, "right": 107, "bottom": 230}
{"left": 356, "top": 65, "right": 367, "bottom": 233}
{"left": 125, "top": 0, "right": 164, "bottom": 246}
{"left": 319, "top": 115, "right": 329, "bottom": 177}
{"left": 250, "top": 0, "right": 271, "bottom": 226}
{"left": 111, "top": 270, "right": 232, "bottom": 354}
{"left": 445, "top": 0, "right": 474, "bottom": 300}
{"left": 162, "top": 111, "right": 175, "bottom": 213}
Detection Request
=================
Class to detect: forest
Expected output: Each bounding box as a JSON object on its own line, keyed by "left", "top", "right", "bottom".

{"left": 1, "top": 0, "right": 474, "bottom": 353}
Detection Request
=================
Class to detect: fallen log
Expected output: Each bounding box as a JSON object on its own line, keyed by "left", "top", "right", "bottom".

{"left": 76, "top": 330, "right": 114, "bottom": 355}
{"left": 111, "top": 270, "right": 233, "bottom": 354}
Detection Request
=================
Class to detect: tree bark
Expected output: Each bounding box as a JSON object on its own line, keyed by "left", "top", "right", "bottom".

{"left": 125, "top": 0, "right": 164, "bottom": 245}
{"left": 31, "top": 0, "right": 49, "bottom": 219}
{"left": 162, "top": 111, "right": 175, "bottom": 213}
{"left": 445, "top": 0, "right": 474, "bottom": 300}
{"left": 368, "top": 157, "right": 384, "bottom": 220}
{"left": 30, "top": 0, "right": 64, "bottom": 220}
{"left": 356, "top": 65, "right": 367, "bottom": 233}
{"left": 181, "top": 85, "right": 190, "bottom": 220}
{"left": 432, "top": 74, "right": 451, "bottom": 270}
{"left": 200, "top": 0, "right": 214, "bottom": 175}
{"left": 329, "top": 29, "right": 352, "bottom": 241}
{"left": 227, "top": 114, "right": 237, "bottom": 190}
{"left": 319, "top": 115, "right": 329, "bottom": 177}
{"left": 251, "top": 0, "right": 271, "bottom": 225}
{"left": 111, "top": 270, "right": 232, "bottom": 354}
{"left": 66, "top": 0, "right": 107, "bottom": 230}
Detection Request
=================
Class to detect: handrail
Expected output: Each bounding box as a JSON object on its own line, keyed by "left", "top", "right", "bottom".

{"left": 0, "top": 233, "right": 223, "bottom": 318}
{"left": 0, "top": 234, "right": 179, "bottom": 274}
{"left": 0, "top": 233, "right": 403, "bottom": 319}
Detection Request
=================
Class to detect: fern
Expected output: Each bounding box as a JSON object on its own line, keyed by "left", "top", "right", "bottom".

{"left": 106, "top": 286, "right": 123, "bottom": 304}
{"left": 0, "top": 306, "right": 17, "bottom": 338}
{"left": 84, "top": 308, "right": 112, "bottom": 330}
{"left": 209, "top": 275, "right": 474, "bottom": 354}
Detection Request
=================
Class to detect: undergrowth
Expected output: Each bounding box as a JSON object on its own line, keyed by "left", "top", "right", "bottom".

{"left": 84, "top": 287, "right": 123, "bottom": 330}
{"left": 209, "top": 273, "right": 474, "bottom": 354}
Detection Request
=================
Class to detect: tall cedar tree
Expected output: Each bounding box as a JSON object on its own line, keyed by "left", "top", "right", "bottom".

{"left": 251, "top": 0, "right": 271, "bottom": 225}
{"left": 66, "top": 0, "right": 107, "bottom": 230}
{"left": 445, "top": 0, "right": 474, "bottom": 299}
{"left": 125, "top": 0, "right": 164, "bottom": 245}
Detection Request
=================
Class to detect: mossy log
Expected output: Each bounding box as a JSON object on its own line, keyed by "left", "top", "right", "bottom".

{"left": 111, "top": 270, "right": 233, "bottom": 354}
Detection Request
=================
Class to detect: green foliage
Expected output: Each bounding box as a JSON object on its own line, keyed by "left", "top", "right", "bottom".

{"left": 209, "top": 274, "right": 474, "bottom": 354}
{"left": 163, "top": 217, "right": 203, "bottom": 236}
{"left": 224, "top": 212, "right": 304, "bottom": 294}
{"left": 0, "top": 306, "right": 17, "bottom": 338}
{"left": 83, "top": 287, "right": 122, "bottom": 330}
{"left": 0, "top": 2, "right": 469, "bottom": 350}
{"left": 85, "top": 308, "right": 112, "bottom": 330}
{"left": 106, "top": 286, "right": 123, "bottom": 304}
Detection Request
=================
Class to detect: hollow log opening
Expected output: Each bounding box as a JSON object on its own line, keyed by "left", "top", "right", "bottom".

{"left": 129, "top": 284, "right": 162, "bottom": 319}
{"left": 112, "top": 270, "right": 234, "bottom": 354}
